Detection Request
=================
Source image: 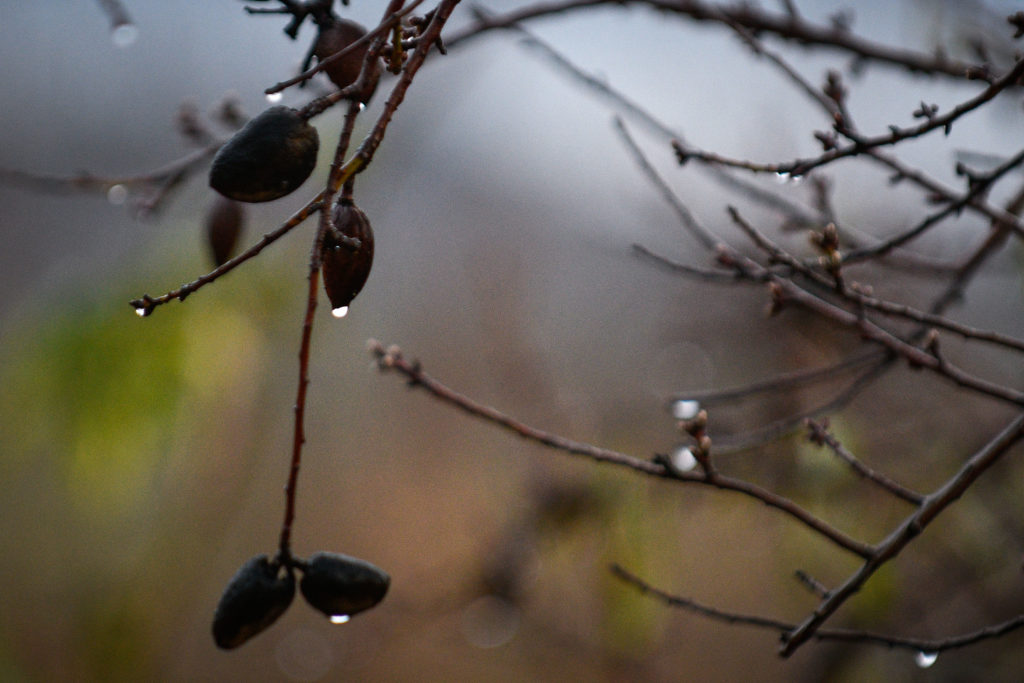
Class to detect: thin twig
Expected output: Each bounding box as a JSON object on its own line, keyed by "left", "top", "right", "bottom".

{"left": 612, "top": 564, "right": 1024, "bottom": 653}
{"left": 672, "top": 57, "right": 1024, "bottom": 178}
{"left": 129, "top": 197, "right": 324, "bottom": 315}
{"left": 277, "top": 95, "right": 364, "bottom": 559}
{"left": 806, "top": 419, "right": 924, "bottom": 505}
{"left": 368, "top": 340, "right": 873, "bottom": 558}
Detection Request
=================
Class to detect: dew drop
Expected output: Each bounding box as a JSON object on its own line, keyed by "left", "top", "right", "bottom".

{"left": 670, "top": 444, "right": 698, "bottom": 472}
{"left": 329, "top": 614, "right": 350, "bottom": 625}
{"left": 915, "top": 651, "right": 938, "bottom": 668}
{"left": 107, "top": 184, "right": 128, "bottom": 205}
{"left": 111, "top": 23, "right": 138, "bottom": 48}
{"left": 134, "top": 307, "right": 147, "bottom": 317}
{"left": 358, "top": 103, "right": 366, "bottom": 112}
{"left": 266, "top": 91, "right": 283, "bottom": 104}
{"left": 671, "top": 399, "right": 701, "bottom": 420}
{"left": 331, "top": 306, "right": 349, "bottom": 318}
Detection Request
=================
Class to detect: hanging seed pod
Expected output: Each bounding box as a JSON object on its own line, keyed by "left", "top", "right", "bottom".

{"left": 212, "top": 555, "right": 295, "bottom": 650}
{"left": 321, "top": 199, "right": 374, "bottom": 314}
{"left": 312, "top": 18, "right": 380, "bottom": 100}
{"left": 209, "top": 106, "right": 319, "bottom": 203}
{"left": 205, "top": 195, "right": 245, "bottom": 267}
{"left": 300, "top": 552, "right": 390, "bottom": 620}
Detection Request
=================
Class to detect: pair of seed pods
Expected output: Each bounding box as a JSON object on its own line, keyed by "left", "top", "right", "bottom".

{"left": 213, "top": 552, "right": 390, "bottom": 649}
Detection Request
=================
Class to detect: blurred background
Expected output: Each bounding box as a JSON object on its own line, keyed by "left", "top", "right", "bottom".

{"left": 2, "top": 0, "right": 1024, "bottom": 680}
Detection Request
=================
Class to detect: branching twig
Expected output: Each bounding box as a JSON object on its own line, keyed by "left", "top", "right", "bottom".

{"left": 450, "top": 0, "right": 997, "bottom": 82}
{"left": 780, "top": 412, "right": 1024, "bottom": 655}
{"left": 368, "top": 339, "right": 874, "bottom": 558}
{"left": 612, "top": 564, "right": 1024, "bottom": 654}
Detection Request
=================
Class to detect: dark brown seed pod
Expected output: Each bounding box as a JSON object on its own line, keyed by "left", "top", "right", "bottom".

{"left": 312, "top": 18, "right": 380, "bottom": 100}
{"left": 212, "top": 555, "right": 295, "bottom": 650}
{"left": 205, "top": 195, "right": 245, "bottom": 267}
{"left": 209, "top": 106, "right": 319, "bottom": 203}
{"left": 321, "top": 199, "right": 374, "bottom": 315}
{"left": 300, "top": 552, "right": 390, "bottom": 620}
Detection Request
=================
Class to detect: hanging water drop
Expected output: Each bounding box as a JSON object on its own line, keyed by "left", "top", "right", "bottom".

{"left": 134, "top": 307, "right": 148, "bottom": 317}
{"left": 111, "top": 23, "right": 138, "bottom": 48}
{"left": 670, "top": 445, "right": 698, "bottom": 472}
{"left": 266, "top": 91, "right": 283, "bottom": 104}
{"left": 671, "top": 399, "right": 701, "bottom": 420}
{"left": 329, "top": 614, "right": 350, "bottom": 625}
{"left": 107, "top": 184, "right": 128, "bottom": 205}
{"left": 331, "top": 306, "right": 349, "bottom": 318}
{"left": 915, "top": 651, "right": 938, "bottom": 668}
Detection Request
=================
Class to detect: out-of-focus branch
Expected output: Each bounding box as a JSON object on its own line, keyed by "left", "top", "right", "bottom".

{"left": 611, "top": 564, "right": 1024, "bottom": 654}
{"left": 0, "top": 144, "right": 219, "bottom": 216}
{"left": 451, "top": 0, "right": 999, "bottom": 82}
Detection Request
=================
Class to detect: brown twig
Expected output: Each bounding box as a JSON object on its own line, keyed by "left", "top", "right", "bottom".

{"left": 368, "top": 339, "right": 874, "bottom": 558}
{"left": 277, "top": 96, "right": 364, "bottom": 560}
{"left": 129, "top": 196, "right": 323, "bottom": 316}
{"left": 672, "top": 57, "right": 1024, "bottom": 178}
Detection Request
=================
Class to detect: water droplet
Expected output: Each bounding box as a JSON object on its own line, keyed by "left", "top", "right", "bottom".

{"left": 670, "top": 445, "right": 697, "bottom": 472}
{"left": 107, "top": 184, "right": 128, "bottom": 205}
{"left": 266, "top": 91, "right": 283, "bottom": 104}
{"left": 134, "top": 307, "right": 147, "bottom": 317}
{"left": 329, "top": 614, "right": 350, "bottom": 625}
{"left": 111, "top": 23, "right": 138, "bottom": 48}
{"left": 358, "top": 103, "right": 366, "bottom": 112}
{"left": 915, "top": 651, "right": 938, "bottom": 668}
{"left": 331, "top": 306, "right": 349, "bottom": 318}
{"left": 671, "top": 399, "right": 700, "bottom": 420}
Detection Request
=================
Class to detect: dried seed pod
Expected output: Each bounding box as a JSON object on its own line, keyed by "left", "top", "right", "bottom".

{"left": 209, "top": 106, "right": 319, "bottom": 203}
{"left": 300, "top": 552, "right": 390, "bottom": 619}
{"left": 321, "top": 199, "right": 374, "bottom": 313}
{"left": 312, "top": 18, "right": 380, "bottom": 100}
{"left": 212, "top": 555, "right": 295, "bottom": 650}
{"left": 205, "top": 195, "right": 245, "bottom": 267}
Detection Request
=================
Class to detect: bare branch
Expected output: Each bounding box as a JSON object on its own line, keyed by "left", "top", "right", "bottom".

{"left": 780, "top": 412, "right": 1024, "bottom": 655}
{"left": 368, "top": 340, "right": 874, "bottom": 558}
{"left": 612, "top": 564, "right": 1024, "bottom": 654}
{"left": 806, "top": 419, "right": 924, "bottom": 505}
